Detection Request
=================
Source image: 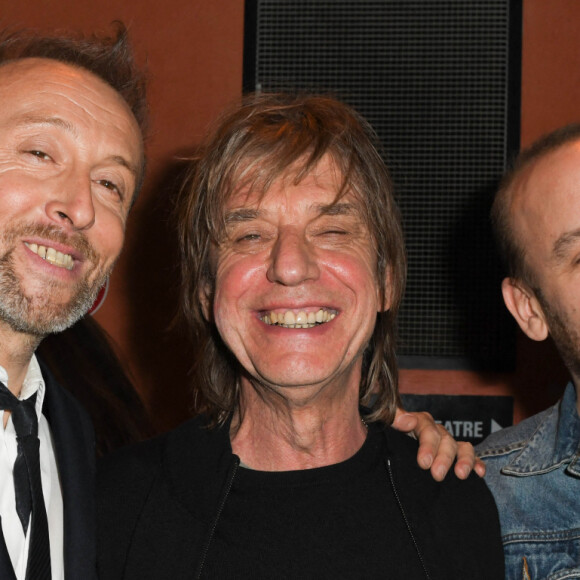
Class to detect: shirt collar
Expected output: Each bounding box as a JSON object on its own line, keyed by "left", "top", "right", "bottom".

{"left": 502, "top": 382, "right": 580, "bottom": 477}
{"left": 0, "top": 354, "right": 45, "bottom": 420}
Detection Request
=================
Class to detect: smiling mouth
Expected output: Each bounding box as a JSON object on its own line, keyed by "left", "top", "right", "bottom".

{"left": 260, "top": 308, "right": 337, "bottom": 328}
{"left": 24, "top": 242, "right": 74, "bottom": 271}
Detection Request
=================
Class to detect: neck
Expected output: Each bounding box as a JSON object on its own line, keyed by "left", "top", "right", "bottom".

{"left": 230, "top": 378, "right": 368, "bottom": 471}
{"left": 0, "top": 321, "right": 41, "bottom": 397}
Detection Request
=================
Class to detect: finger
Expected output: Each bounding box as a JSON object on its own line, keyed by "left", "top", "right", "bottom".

{"left": 391, "top": 409, "right": 419, "bottom": 433}
{"left": 427, "top": 424, "right": 458, "bottom": 481}
{"left": 474, "top": 457, "right": 486, "bottom": 478}
{"left": 452, "top": 441, "right": 477, "bottom": 480}
{"left": 412, "top": 412, "right": 445, "bottom": 472}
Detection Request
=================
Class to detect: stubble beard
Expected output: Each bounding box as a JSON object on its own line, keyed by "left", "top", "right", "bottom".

{"left": 0, "top": 224, "right": 109, "bottom": 337}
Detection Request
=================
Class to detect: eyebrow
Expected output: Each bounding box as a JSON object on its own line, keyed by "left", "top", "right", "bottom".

{"left": 224, "top": 208, "right": 260, "bottom": 223}
{"left": 13, "top": 114, "right": 139, "bottom": 177}
{"left": 317, "top": 202, "right": 359, "bottom": 216}
{"left": 110, "top": 155, "right": 139, "bottom": 178}
{"left": 553, "top": 228, "right": 580, "bottom": 261}
{"left": 14, "top": 114, "right": 77, "bottom": 135}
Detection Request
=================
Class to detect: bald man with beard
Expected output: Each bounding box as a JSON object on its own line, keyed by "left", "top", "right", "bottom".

{"left": 478, "top": 124, "right": 580, "bottom": 579}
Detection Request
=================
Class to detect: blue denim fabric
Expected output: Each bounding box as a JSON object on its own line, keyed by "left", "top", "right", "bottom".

{"left": 477, "top": 383, "right": 580, "bottom": 580}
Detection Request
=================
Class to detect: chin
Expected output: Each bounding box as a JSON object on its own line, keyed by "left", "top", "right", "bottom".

{"left": 0, "top": 288, "right": 96, "bottom": 336}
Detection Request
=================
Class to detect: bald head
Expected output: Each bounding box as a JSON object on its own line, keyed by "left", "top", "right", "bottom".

{"left": 492, "top": 124, "right": 580, "bottom": 287}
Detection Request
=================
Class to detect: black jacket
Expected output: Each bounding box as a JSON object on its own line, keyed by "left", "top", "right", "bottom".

{"left": 97, "top": 415, "right": 503, "bottom": 579}
{"left": 0, "top": 365, "right": 96, "bottom": 580}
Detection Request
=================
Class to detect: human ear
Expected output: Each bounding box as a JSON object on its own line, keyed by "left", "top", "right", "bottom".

{"left": 378, "top": 266, "right": 394, "bottom": 313}
{"left": 198, "top": 281, "right": 213, "bottom": 322}
{"left": 501, "top": 277, "right": 548, "bottom": 341}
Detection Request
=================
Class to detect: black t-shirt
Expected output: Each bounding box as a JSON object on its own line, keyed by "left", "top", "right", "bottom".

{"left": 202, "top": 424, "right": 427, "bottom": 579}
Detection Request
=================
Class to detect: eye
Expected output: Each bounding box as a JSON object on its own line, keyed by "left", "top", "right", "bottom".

{"left": 26, "top": 150, "right": 51, "bottom": 161}
{"left": 236, "top": 232, "right": 262, "bottom": 243}
{"left": 228, "top": 228, "right": 273, "bottom": 249}
{"left": 226, "top": 220, "right": 275, "bottom": 248}
{"left": 315, "top": 228, "right": 349, "bottom": 238}
{"left": 96, "top": 179, "right": 124, "bottom": 200}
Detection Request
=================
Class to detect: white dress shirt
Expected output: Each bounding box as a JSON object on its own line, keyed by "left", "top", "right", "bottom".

{"left": 0, "top": 355, "right": 64, "bottom": 580}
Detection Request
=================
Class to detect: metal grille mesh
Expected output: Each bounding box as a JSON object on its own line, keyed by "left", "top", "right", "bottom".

{"left": 246, "top": 0, "right": 518, "bottom": 368}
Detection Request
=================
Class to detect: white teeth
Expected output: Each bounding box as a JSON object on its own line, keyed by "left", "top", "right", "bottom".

{"left": 25, "top": 242, "right": 74, "bottom": 270}
{"left": 296, "top": 311, "right": 307, "bottom": 325}
{"left": 261, "top": 308, "right": 337, "bottom": 328}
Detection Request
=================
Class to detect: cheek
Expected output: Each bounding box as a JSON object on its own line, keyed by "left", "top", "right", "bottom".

{"left": 0, "top": 171, "right": 47, "bottom": 211}
{"left": 212, "top": 287, "right": 234, "bottom": 326}
{"left": 211, "top": 263, "right": 243, "bottom": 327}
{"left": 92, "top": 214, "right": 125, "bottom": 264}
{"left": 214, "top": 254, "right": 266, "bottom": 300}
{"left": 211, "top": 287, "right": 246, "bottom": 357}
{"left": 212, "top": 257, "right": 267, "bottom": 341}
{"left": 327, "top": 252, "right": 380, "bottom": 306}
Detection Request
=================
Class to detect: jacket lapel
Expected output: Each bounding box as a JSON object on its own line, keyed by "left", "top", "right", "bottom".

{"left": 41, "top": 365, "right": 97, "bottom": 580}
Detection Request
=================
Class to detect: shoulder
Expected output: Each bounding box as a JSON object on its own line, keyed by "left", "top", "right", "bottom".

{"left": 41, "top": 363, "right": 91, "bottom": 422}
{"left": 40, "top": 363, "right": 94, "bottom": 453}
{"left": 382, "top": 425, "right": 497, "bottom": 505}
{"left": 97, "top": 413, "right": 228, "bottom": 507}
{"left": 97, "top": 414, "right": 206, "bottom": 485}
{"left": 96, "top": 414, "right": 232, "bottom": 577}
{"left": 476, "top": 405, "right": 553, "bottom": 460}
{"left": 97, "top": 429, "right": 165, "bottom": 486}
{"left": 96, "top": 429, "right": 169, "bottom": 578}
{"left": 380, "top": 426, "right": 504, "bottom": 578}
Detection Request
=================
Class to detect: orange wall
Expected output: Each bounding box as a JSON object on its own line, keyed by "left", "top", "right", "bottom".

{"left": 2, "top": 0, "right": 579, "bottom": 430}
{"left": 0, "top": 0, "right": 244, "bottom": 429}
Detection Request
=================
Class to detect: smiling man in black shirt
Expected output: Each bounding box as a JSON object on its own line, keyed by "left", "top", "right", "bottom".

{"left": 98, "top": 93, "right": 503, "bottom": 579}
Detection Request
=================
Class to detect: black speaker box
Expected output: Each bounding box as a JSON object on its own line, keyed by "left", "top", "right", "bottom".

{"left": 244, "top": 0, "right": 522, "bottom": 370}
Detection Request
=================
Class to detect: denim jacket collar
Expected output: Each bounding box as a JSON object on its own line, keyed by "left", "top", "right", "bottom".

{"left": 501, "top": 382, "right": 580, "bottom": 477}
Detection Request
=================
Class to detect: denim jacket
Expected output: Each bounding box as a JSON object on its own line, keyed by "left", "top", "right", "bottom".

{"left": 476, "top": 383, "right": 580, "bottom": 580}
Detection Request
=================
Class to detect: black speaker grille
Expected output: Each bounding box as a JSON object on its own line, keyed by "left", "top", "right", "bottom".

{"left": 245, "top": 0, "right": 520, "bottom": 369}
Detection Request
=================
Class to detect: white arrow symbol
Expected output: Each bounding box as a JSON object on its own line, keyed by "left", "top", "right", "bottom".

{"left": 491, "top": 419, "right": 503, "bottom": 433}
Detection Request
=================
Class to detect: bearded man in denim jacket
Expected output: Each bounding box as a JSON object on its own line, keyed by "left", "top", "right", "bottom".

{"left": 477, "top": 124, "right": 580, "bottom": 580}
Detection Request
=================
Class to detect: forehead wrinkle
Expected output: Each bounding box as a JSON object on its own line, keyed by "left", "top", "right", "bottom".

{"left": 12, "top": 114, "right": 139, "bottom": 177}
{"left": 10, "top": 114, "right": 77, "bottom": 136}
{"left": 36, "top": 75, "right": 123, "bottom": 125}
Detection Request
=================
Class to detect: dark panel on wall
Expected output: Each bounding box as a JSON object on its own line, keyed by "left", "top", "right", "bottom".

{"left": 244, "top": 0, "right": 521, "bottom": 370}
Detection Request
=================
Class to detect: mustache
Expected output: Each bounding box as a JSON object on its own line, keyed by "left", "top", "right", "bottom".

{"left": 6, "top": 223, "right": 98, "bottom": 263}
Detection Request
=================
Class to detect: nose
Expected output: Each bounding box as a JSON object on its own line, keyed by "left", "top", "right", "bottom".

{"left": 45, "top": 169, "right": 96, "bottom": 231}
{"left": 267, "top": 228, "right": 320, "bottom": 286}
